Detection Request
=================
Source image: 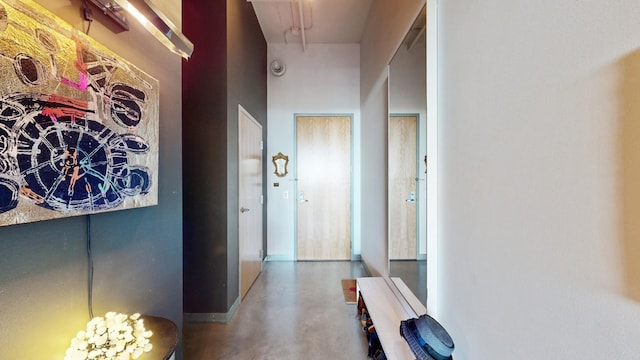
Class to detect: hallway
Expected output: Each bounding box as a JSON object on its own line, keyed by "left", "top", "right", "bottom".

{"left": 183, "top": 261, "right": 370, "bottom": 359}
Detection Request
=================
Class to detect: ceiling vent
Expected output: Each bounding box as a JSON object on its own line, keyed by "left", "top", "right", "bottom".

{"left": 270, "top": 59, "right": 286, "bottom": 77}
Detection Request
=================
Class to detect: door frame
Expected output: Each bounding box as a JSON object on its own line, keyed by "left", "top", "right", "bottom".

{"left": 293, "top": 113, "right": 355, "bottom": 260}
{"left": 238, "top": 104, "right": 263, "bottom": 299}
{"left": 389, "top": 113, "right": 422, "bottom": 260}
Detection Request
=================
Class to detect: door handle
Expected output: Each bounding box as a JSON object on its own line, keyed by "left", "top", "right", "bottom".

{"left": 298, "top": 192, "right": 308, "bottom": 203}
{"left": 240, "top": 207, "right": 250, "bottom": 213}
{"left": 405, "top": 191, "right": 416, "bottom": 204}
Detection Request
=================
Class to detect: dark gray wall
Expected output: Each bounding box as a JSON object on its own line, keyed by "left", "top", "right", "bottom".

{"left": 0, "top": 1, "right": 184, "bottom": 358}
{"left": 183, "top": 0, "right": 267, "bottom": 314}
{"left": 226, "top": 0, "right": 269, "bottom": 311}
{"left": 182, "top": 0, "right": 229, "bottom": 313}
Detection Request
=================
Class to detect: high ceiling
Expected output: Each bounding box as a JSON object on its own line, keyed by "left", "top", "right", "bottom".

{"left": 249, "top": 0, "right": 374, "bottom": 47}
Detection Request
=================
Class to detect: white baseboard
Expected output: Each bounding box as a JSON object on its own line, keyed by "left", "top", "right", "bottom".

{"left": 265, "top": 254, "right": 294, "bottom": 261}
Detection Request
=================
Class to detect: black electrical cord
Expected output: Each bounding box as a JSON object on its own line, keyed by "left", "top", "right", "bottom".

{"left": 84, "top": 17, "right": 92, "bottom": 35}
{"left": 86, "top": 214, "right": 94, "bottom": 320}
{"left": 82, "top": 0, "right": 93, "bottom": 35}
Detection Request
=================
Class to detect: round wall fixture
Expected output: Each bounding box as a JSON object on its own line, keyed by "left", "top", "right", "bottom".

{"left": 270, "top": 59, "right": 286, "bottom": 77}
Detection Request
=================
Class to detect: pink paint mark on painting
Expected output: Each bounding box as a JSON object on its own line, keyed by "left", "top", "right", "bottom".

{"left": 60, "top": 72, "right": 88, "bottom": 91}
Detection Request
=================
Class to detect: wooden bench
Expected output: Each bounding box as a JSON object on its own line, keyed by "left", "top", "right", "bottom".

{"left": 357, "top": 277, "right": 427, "bottom": 360}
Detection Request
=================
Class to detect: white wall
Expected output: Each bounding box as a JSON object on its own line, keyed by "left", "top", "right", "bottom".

{"left": 266, "top": 43, "right": 361, "bottom": 260}
{"left": 439, "top": 0, "right": 640, "bottom": 358}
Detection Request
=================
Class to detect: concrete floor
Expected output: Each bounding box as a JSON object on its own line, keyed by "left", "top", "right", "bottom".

{"left": 389, "top": 260, "right": 427, "bottom": 305}
{"left": 183, "top": 261, "right": 370, "bottom": 359}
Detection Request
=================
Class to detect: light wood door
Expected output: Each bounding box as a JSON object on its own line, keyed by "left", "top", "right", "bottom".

{"left": 239, "top": 106, "right": 263, "bottom": 299}
{"left": 296, "top": 115, "right": 351, "bottom": 260}
{"left": 389, "top": 115, "right": 417, "bottom": 260}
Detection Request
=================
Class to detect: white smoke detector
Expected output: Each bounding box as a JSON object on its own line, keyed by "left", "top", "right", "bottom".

{"left": 270, "top": 59, "right": 286, "bottom": 77}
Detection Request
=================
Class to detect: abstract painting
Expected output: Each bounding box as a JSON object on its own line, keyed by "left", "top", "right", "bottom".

{"left": 0, "top": 0, "right": 159, "bottom": 226}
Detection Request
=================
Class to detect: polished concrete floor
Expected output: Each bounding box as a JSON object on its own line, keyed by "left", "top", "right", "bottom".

{"left": 183, "top": 261, "right": 370, "bottom": 359}
{"left": 389, "top": 260, "right": 427, "bottom": 305}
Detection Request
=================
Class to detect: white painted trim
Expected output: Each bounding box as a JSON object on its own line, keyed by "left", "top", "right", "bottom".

{"left": 265, "top": 254, "right": 295, "bottom": 261}
{"left": 425, "top": 0, "right": 439, "bottom": 317}
{"left": 239, "top": 104, "right": 262, "bottom": 129}
{"left": 388, "top": 112, "right": 423, "bottom": 260}
{"left": 237, "top": 104, "right": 263, "bottom": 303}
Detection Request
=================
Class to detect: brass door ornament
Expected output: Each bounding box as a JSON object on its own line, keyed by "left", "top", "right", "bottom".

{"left": 272, "top": 152, "right": 289, "bottom": 177}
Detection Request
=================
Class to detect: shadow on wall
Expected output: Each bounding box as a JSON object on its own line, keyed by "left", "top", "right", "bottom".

{"left": 619, "top": 48, "right": 640, "bottom": 302}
